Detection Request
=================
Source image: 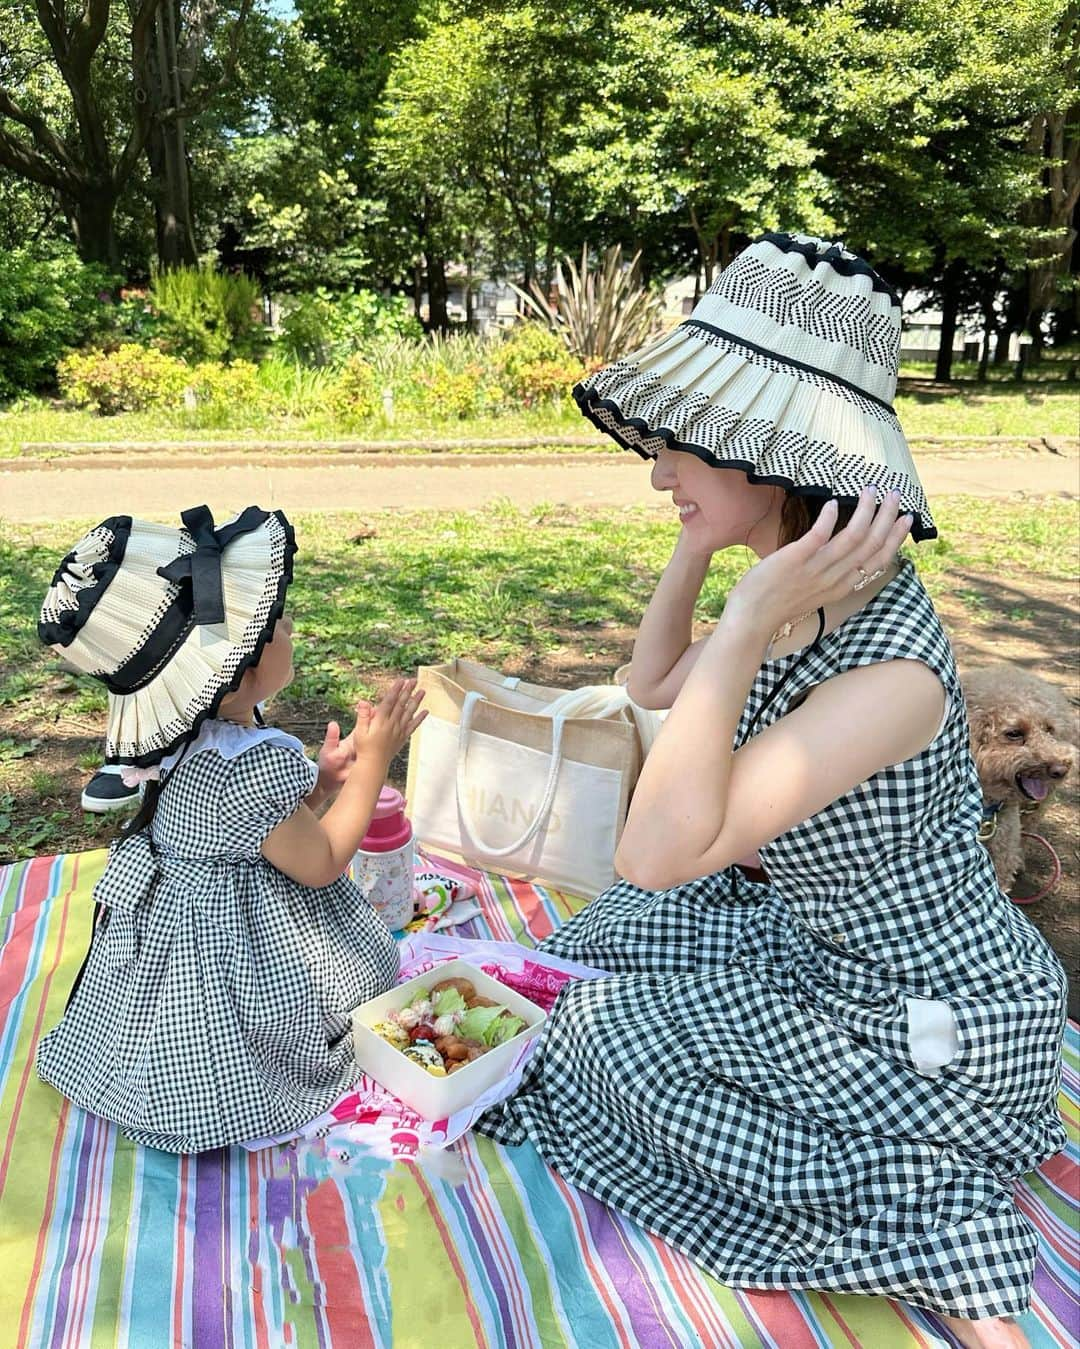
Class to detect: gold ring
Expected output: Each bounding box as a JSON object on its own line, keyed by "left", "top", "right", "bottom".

{"left": 853, "top": 566, "right": 885, "bottom": 592}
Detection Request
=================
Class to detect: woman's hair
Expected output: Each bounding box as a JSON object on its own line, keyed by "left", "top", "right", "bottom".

{"left": 778, "top": 493, "right": 857, "bottom": 547}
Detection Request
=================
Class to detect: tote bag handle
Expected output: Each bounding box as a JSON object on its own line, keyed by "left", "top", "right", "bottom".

{"left": 455, "top": 691, "right": 566, "bottom": 858}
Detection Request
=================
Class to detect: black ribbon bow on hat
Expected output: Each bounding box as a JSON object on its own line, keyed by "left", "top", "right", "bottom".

{"left": 156, "top": 504, "right": 268, "bottom": 626}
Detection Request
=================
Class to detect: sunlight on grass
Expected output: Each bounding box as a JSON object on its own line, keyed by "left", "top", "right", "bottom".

{"left": 2, "top": 381, "right": 1077, "bottom": 455}
{"left": 0, "top": 399, "right": 592, "bottom": 457}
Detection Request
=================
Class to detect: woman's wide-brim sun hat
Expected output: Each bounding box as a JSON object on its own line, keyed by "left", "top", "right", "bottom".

{"left": 574, "top": 231, "right": 936, "bottom": 540}
{"left": 39, "top": 505, "right": 296, "bottom": 766}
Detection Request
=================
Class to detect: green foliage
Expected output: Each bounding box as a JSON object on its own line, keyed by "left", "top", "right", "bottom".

{"left": 0, "top": 249, "right": 115, "bottom": 398}
{"left": 412, "top": 364, "right": 500, "bottom": 419}
{"left": 327, "top": 355, "right": 381, "bottom": 422}
{"left": 370, "top": 7, "right": 591, "bottom": 298}
{"left": 514, "top": 245, "right": 664, "bottom": 363}
{"left": 278, "top": 288, "right": 421, "bottom": 365}
{"left": 255, "top": 357, "right": 342, "bottom": 417}
{"left": 57, "top": 345, "right": 191, "bottom": 415}
{"left": 806, "top": 0, "right": 1070, "bottom": 274}
{"left": 220, "top": 128, "right": 382, "bottom": 291}
{"left": 558, "top": 11, "right": 829, "bottom": 278}
{"left": 57, "top": 346, "right": 265, "bottom": 419}
{"left": 491, "top": 323, "right": 584, "bottom": 405}
{"left": 149, "top": 265, "right": 269, "bottom": 363}
{"left": 185, "top": 360, "right": 263, "bottom": 410}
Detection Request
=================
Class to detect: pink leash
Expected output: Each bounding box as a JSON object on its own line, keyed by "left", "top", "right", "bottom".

{"left": 1008, "top": 832, "right": 1063, "bottom": 905}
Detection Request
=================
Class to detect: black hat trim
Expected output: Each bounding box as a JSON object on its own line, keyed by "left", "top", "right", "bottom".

{"left": 38, "top": 517, "right": 133, "bottom": 648}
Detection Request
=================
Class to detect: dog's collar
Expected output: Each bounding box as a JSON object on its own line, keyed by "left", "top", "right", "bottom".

{"left": 978, "top": 798, "right": 1005, "bottom": 841}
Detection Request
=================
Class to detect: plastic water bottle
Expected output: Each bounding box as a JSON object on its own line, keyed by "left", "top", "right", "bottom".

{"left": 353, "top": 786, "right": 415, "bottom": 931}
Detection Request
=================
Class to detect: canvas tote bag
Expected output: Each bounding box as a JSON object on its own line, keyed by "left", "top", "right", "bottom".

{"left": 405, "top": 659, "right": 653, "bottom": 897}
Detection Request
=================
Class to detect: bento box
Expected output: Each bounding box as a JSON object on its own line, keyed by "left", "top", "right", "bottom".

{"left": 349, "top": 959, "right": 547, "bottom": 1120}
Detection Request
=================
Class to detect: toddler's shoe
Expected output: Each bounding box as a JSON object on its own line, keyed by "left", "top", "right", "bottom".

{"left": 81, "top": 764, "right": 140, "bottom": 813}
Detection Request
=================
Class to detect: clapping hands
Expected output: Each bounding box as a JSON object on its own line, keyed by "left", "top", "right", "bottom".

{"left": 352, "top": 678, "right": 428, "bottom": 766}
{"left": 315, "top": 679, "right": 428, "bottom": 799}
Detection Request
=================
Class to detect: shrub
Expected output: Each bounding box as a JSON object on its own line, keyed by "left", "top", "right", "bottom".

{"left": 0, "top": 248, "right": 115, "bottom": 398}
{"left": 328, "top": 354, "right": 380, "bottom": 422}
{"left": 186, "top": 360, "right": 262, "bottom": 409}
{"left": 58, "top": 344, "right": 190, "bottom": 415}
{"left": 413, "top": 363, "right": 501, "bottom": 419}
{"left": 150, "top": 265, "right": 268, "bottom": 363}
{"left": 278, "top": 288, "right": 422, "bottom": 365}
{"left": 491, "top": 323, "right": 583, "bottom": 405}
{"left": 111, "top": 288, "right": 164, "bottom": 346}
{"left": 513, "top": 244, "right": 663, "bottom": 363}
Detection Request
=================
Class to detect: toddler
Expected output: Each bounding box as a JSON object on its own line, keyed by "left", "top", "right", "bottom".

{"left": 35, "top": 505, "right": 425, "bottom": 1151}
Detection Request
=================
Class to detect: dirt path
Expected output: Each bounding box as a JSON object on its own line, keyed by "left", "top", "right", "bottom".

{"left": 1, "top": 446, "right": 1076, "bottom": 521}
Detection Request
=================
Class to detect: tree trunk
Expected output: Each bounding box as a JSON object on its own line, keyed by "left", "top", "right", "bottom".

{"left": 70, "top": 187, "right": 121, "bottom": 270}
{"left": 993, "top": 329, "right": 1013, "bottom": 365}
{"left": 994, "top": 285, "right": 1027, "bottom": 364}
{"left": 977, "top": 271, "right": 998, "bottom": 383}
{"left": 935, "top": 263, "right": 962, "bottom": 382}
{"left": 977, "top": 329, "right": 993, "bottom": 382}
{"left": 146, "top": 123, "right": 199, "bottom": 267}
{"left": 412, "top": 260, "right": 423, "bottom": 323}
{"left": 542, "top": 191, "right": 557, "bottom": 290}
{"left": 145, "top": 0, "right": 198, "bottom": 268}
{"left": 425, "top": 252, "right": 450, "bottom": 333}
{"left": 1050, "top": 304, "right": 1076, "bottom": 346}
{"left": 688, "top": 203, "right": 719, "bottom": 288}
{"left": 1028, "top": 308, "right": 1045, "bottom": 364}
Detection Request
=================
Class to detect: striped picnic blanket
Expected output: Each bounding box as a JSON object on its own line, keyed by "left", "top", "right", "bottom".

{"left": 1, "top": 850, "right": 1076, "bottom": 1349}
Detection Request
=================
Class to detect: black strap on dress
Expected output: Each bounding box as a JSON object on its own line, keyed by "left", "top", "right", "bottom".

{"left": 732, "top": 606, "right": 826, "bottom": 894}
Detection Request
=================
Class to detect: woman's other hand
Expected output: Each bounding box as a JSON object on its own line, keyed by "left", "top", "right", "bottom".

{"left": 723, "top": 487, "right": 913, "bottom": 639}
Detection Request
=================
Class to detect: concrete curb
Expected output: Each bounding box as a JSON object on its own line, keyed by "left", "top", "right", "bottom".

{"left": 4, "top": 436, "right": 1077, "bottom": 472}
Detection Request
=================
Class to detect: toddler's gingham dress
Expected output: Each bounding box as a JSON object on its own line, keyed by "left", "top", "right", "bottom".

{"left": 477, "top": 560, "right": 1067, "bottom": 1319}
{"left": 36, "top": 723, "right": 399, "bottom": 1152}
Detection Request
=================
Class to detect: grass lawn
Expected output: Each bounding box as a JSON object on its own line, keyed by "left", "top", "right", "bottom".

{"left": 0, "top": 402, "right": 594, "bottom": 456}
{"left": 2, "top": 379, "right": 1078, "bottom": 454}
{"left": 1, "top": 495, "right": 1076, "bottom": 861}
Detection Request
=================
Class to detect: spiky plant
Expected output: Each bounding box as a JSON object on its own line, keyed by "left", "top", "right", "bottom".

{"left": 511, "top": 244, "right": 663, "bottom": 364}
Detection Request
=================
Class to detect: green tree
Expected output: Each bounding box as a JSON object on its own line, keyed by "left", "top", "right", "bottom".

{"left": 0, "top": 0, "right": 258, "bottom": 269}
{"left": 805, "top": 0, "right": 1075, "bottom": 377}
{"left": 369, "top": 5, "right": 600, "bottom": 327}
{"left": 559, "top": 10, "right": 829, "bottom": 287}
{"left": 216, "top": 129, "right": 382, "bottom": 289}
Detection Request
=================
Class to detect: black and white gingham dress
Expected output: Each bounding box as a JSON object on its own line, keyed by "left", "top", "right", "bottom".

{"left": 36, "top": 724, "right": 399, "bottom": 1152}
{"left": 477, "top": 561, "right": 1067, "bottom": 1319}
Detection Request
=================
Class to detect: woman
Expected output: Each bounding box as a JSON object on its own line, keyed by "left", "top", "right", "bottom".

{"left": 477, "top": 234, "right": 1066, "bottom": 1348}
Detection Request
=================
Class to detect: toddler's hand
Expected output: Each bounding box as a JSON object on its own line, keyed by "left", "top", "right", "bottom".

{"left": 353, "top": 679, "right": 427, "bottom": 766}
{"left": 316, "top": 719, "right": 356, "bottom": 796}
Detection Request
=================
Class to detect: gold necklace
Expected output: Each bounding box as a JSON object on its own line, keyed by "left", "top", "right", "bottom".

{"left": 770, "top": 608, "right": 817, "bottom": 646}
{"left": 768, "top": 559, "right": 899, "bottom": 648}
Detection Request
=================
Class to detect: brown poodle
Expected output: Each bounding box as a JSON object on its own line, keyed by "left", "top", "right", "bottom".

{"left": 963, "top": 665, "right": 1078, "bottom": 893}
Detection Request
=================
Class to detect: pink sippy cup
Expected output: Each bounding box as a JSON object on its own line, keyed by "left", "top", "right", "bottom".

{"left": 353, "top": 786, "right": 415, "bottom": 931}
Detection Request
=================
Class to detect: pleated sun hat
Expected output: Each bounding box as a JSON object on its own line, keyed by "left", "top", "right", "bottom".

{"left": 574, "top": 231, "right": 936, "bottom": 540}
{"left": 38, "top": 505, "right": 296, "bottom": 766}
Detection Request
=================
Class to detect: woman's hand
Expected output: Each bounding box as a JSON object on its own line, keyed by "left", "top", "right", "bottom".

{"left": 672, "top": 519, "right": 718, "bottom": 564}
{"left": 722, "top": 487, "right": 913, "bottom": 639}
{"left": 352, "top": 679, "right": 427, "bottom": 768}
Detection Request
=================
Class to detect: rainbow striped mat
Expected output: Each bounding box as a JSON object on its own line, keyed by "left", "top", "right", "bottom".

{"left": 1, "top": 851, "right": 1076, "bottom": 1349}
